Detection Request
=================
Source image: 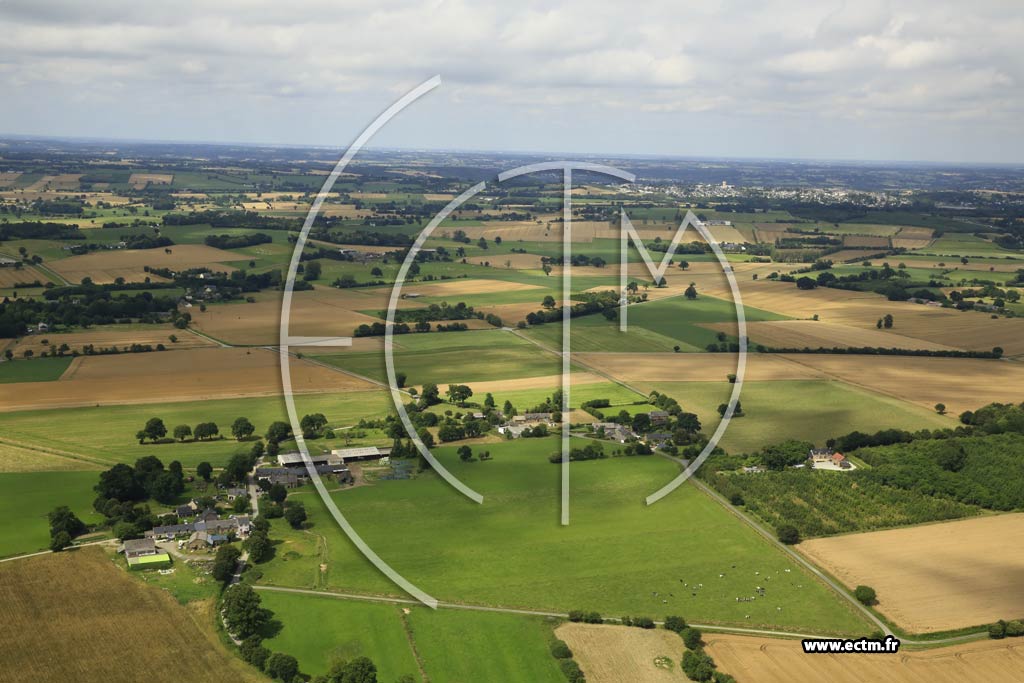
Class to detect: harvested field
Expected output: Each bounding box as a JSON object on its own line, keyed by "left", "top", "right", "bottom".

{"left": 573, "top": 352, "right": 823, "bottom": 383}
{"left": 753, "top": 227, "right": 791, "bottom": 243}
{"left": 0, "top": 347, "right": 375, "bottom": 412}
{"left": 0, "top": 265, "right": 50, "bottom": 288}
{"left": 452, "top": 371, "right": 608, "bottom": 397}
{"left": 798, "top": 514, "right": 1024, "bottom": 632}
{"left": 706, "top": 633, "right": 1024, "bottom": 682}
{"left": 893, "top": 226, "right": 935, "bottom": 250}
{"left": 777, "top": 354, "right": 1024, "bottom": 415}
{"left": 466, "top": 252, "right": 548, "bottom": 269}
{"left": 128, "top": 172, "right": 173, "bottom": 188}
{"left": 826, "top": 249, "right": 887, "bottom": 263}
{"left": 9, "top": 327, "right": 216, "bottom": 356}
{"left": 0, "top": 547, "right": 263, "bottom": 683}
{"left": 843, "top": 235, "right": 890, "bottom": 248}
{"left": 402, "top": 277, "right": 544, "bottom": 297}
{"left": 0, "top": 172, "right": 22, "bottom": 187}
{"left": 555, "top": 623, "right": 687, "bottom": 683}
{"left": 719, "top": 320, "right": 958, "bottom": 351}
{"left": 48, "top": 244, "right": 245, "bottom": 284}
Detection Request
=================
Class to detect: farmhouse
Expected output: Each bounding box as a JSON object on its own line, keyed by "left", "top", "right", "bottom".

{"left": 147, "top": 515, "right": 251, "bottom": 542}
{"left": 809, "top": 448, "right": 834, "bottom": 463}
{"left": 645, "top": 432, "right": 673, "bottom": 447}
{"left": 122, "top": 538, "right": 171, "bottom": 569}
{"left": 648, "top": 410, "right": 670, "bottom": 426}
{"left": 256, "top": 465, "right": 353, "bottom": 487}
{"left": 594, "top": 422, "right": 634, "bottom": 443}
{"left": 516, "top": 413, "right": 555, "bottom": 424}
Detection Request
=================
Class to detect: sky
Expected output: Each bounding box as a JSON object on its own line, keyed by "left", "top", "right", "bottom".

{"left": 0, "top": 0, "right": 1021, "bottom": 163}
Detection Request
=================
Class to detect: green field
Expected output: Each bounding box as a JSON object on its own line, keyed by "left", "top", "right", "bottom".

{"left": 643, "top": 379, "right": 952, "bottom": 454}
{"left": 0, "top": 357, "right": 73, "bottom": 383}
{"left": 255, "top": 438, "right": 869, "bottom": 634}
{"left": 0, "top": 391, "right": 391, "bottom": 468}
{"left": 917, "top": 233, "right": 1023, "bottom": 258}
{"left": 0, "top": 471, "right": 103, "bottom": 557}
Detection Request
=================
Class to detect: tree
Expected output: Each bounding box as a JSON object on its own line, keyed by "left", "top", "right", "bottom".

{"left": 327, "top": 656, "right": 377, "bottom": 683}
{"left": 935, "top": 403, "right": 946, "bottom": 415}
{"left": 303, "top": 260, "right": 322, "bottom": 281}
{"left": 264, "top": 652, "right": 300, "bottom": 681}
{"left": 777, "top": 524, "right": 800, "bottom": 544}
{"left": 50, "top": 531, "right": 72, "bottom": 552}
{"left": 284, "top": 502, "right": 307, "bottom": 529}
{"left": 542, "top": 295, "right": 556, "bottom": 309}
{"left": 684, "top": 282, "right": 698, "bottom": 299}
{"left": 682, "top": 649, "right": 716, "bottom": 682}
{"left": 48, "top": 506, "right": 86, "bottom": 538}
{"left": 268, "top": 483, "right": 288, "bottom": 504}
{"left": 96, "top": 463, "right": 144, "bottom": 501}
{"left": 300, "top": 413, "right": 328, "bottom": 438}
{"left": 212, "top": 544, "right": 241, "bottom": 584}
{"left": 417, "top": 428, "right": 435, "bottom": 448}
{"left": 140, "top": 417, "right": 167, "bottom": 442}
{"left": 796, "top": 276, "right": 817, "bottom": 290}
{"left": 231, "top": 417, "right": 255, "bottom": 441}
{"left": 457, "top": 445, "right": 473, "bottom": 462}
{"left": 664, "top": 615, "right": 687, "bottom": 633}
{"left": 395, "top": 372, "right": 407, "bottom": 388}
{"left": 418, "top": 384, "right": 441, "bottom": 407}
{"left": 197, "top": 461, "right": 213, "bottom": 481}
{"left": 265, "top": 421, "right": 293, "bottom": 445}
{"left": 233, "top": 494, "right": 250, "bottom": 513}
{"left": 245, "top": 529, "right": 272, "bottom": 563}
{"left": 854, "top": 585, "right": 877, "bottom": 605}
{"left": 240, "top": 635, "right": 271, "bottom": 669}
{"left": 682, "top": 627, "right": 703, "bottom": 649}
{"left": 194, "top": 422, "right": 219, "bottom": 440}
{"left": 990, "top": 620, "right": 1007, "bottom": 639}
{"left": 446, "top": 384, "right": 473, "bottom": 405}
{"left": 883, "top": 313, "right": 894, "bottom": 329}
{"left": 173, "top": 424, "right": 192, "bottom": 442}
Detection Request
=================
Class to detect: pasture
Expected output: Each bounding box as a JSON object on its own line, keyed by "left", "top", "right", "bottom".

{"left": 0, "top": 548, "right": 263, "bottom": 683}
{"left": 556, "top": 623, "right": 689, "bottom": 683}
{"left": 0, "top": 347, "right": 374, "bottom": 412}
{"left": 0, "top": 356, "right": 72, "bottom": 383}
{"left": 799, "top": 514, "right": 1024, "bottom": 633}
{"left": 0, "top": 471, "right": 102, "bottom": 557}
{"left": 706, "top": 633, "right": 1024, "bottom": 682}
{"left": 256, "top": 439, "right": 870, "bottom": 634}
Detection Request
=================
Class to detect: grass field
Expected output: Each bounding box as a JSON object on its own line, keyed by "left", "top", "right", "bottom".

{"left": 255, "top": 438, "right": 869, "bottom": 634}
{"left": 0, "top": 357, "right": 72, "bottom": 383}
{"left": 799, "top": 514, "right": 1024, "bottom": 633}
{"left": 0, "top": 391, "right": 391, "bottom": 468}
{"left": 556, "top": 623, "right": 688, "bottom": 683}
{"left": 0, "top": 471, "right": 103, "bottom": 557}
{"left": 639, "top": 379, "right": 950, "bottom": 454}
{"left": 0, "top": 548, "right": 264, "bottom": 683}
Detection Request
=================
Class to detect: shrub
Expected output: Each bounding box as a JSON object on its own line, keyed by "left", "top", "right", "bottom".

{"left": 854, "top": 585, "right": 877, "bottom": 605}
{"left": 682, "top": 627, "right": 703, "bottom": 650}
{"left": 776, "top": 524, "right": 800, "bottom": 544}
{"left": 990, "top": 620, "right": 1007, "bottom": 639}
{"left": 558, "top": 658, "right": 586, "bottom": 683}
{"left": 1006, "top": 620, "right": 1024, "bottom": 637}
{"left": 634, "top": 616, "right": 655, "bottom": 629}
{"left": 664, "top": 615, "right": 687, "bottom": 633}
{"left": 550, "top": 639, "right": 573, "bottom": 659}
{"left": 681, "top": 649, "right": 716, "bottom": 682}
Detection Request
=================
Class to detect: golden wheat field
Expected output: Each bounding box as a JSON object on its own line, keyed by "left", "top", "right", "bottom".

{"left": 0, "top": 548, "right": 263, "bottom": 683}
{"left": 705, "top": 633, "right": 1024, "bottom": 682}
{"left": 48, "top": 244, "right": 246, "bottom": 284}
{"left": 9, "top": 327, "right": 216, "bottom": 356}
{"left": 555, "top": 623, "right": 688, "bottom": 683}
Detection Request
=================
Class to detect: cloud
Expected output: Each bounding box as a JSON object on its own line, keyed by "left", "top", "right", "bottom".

{"left": 0, "top": 0, "right": 1020, "bottom": 161}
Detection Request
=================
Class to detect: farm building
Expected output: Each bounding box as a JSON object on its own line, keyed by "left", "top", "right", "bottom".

{"left": 645, "top": 432, "right": 673, "bottom": 446}
{"left": 122, "top": 538, "right": 171, "bottom": 569}
{"left": 328, "top": 446, "right": 392, "bottom": 463}
{"left": 593, "top": 422, "right": 634, "bottom": 443}
{"left": 808, "top": 448, "right": 834, "bottom": 463}
{"left": 147, "top": 514, "right": 251, "bottom": 541}
{"left": 256, "top": 465, "right": 353, "bottom": 487}
{"left": 0, "top": 255, "right": 18, "bottom": 267}
{"left": 649, "top": 410, "right": 670, "bottom": 426}
{"left": 515, "top": 413, "right": 555, "bottom": 424}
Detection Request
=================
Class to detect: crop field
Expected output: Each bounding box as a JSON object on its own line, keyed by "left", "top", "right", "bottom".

{"left": 707, "top": 633, "right": 1024, "bottom": 682}
{"left": 127, "top": 172, "right": 173, "bottom": 188}
{"left": 799, "top": 514, "right": 1024, "bottom": 633}
{"left": 556, "top": 623, "right": 689, "bottom": 683}
{"left": 0, "top": 548, "right": 263, "bottom": 683}
{"left": 0, "top": 356, "right": 73, "bottom": 383}
{"left": 0, "top": 471, "right": 103, "bottom": 557}
{"left": 731, "top": 320, "right": 958, "bottom": 351}
{"left": 255, "top": 439, "right": 869, "bottom": 634}
{"left": 638, "top": 379, "right": 950, "bottom": 454}
{"left": 0, "top": 264, "right": 52, "bottom": 288}
{"left": 0, "top": 390, "right": 391, "bottom": 468}
{"left": 8, "top": 326, "right": 216, "bottom": 356}
{"left": 47, "top": 244, "right": 248, "bottom": 284}
{"left": 918, "top": 233, "right": 1023, "bottom": 258}
{"left": 842, "top": 235, "right": 890, "bottom": 248}
{"left": 573, "top": 351, "right": 822, "bottom": 383}
{"left": 0, "top": 347, "right": 374, "bottom": 412}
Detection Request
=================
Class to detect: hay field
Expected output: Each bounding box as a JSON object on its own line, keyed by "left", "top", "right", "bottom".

{"left": 893, "top": 226, "right": 935, "bottom": 250}
{"left": 402, "top": 277, "right": 543, "bottom": 297}
{"left": 799, "top": 514, "right": 1024, "bottom": 632}
{"left": 722, "top": 320, "right": 958, "bottom": 351}
{"left": 0, "top": 347, "right": 374, "bottom": 412}
{"left": 0, "top": 172, "right": 22, "bottom": 187}
{"left": 9, "top": 327, "right": 216, "bottom": 356}
{"left": 0, "top": 265, "right": 50, "bottom": 288}
{"left": 128, "top": 172, "right": 173, "bottom": 189}
{"left": 555, "top": 623, "right": 688, "bottom": 683}
{"left": 573, "top": 352, "right": 823, "bottom": 383}
{"left": 49, "top": 244, "right": 245, "bottom": 284}
{"left": 706, "top": 633, "right": 1024, "bottom": 682}
{"left": 843, "top": 235, "right": 890, "bottom": 248}
{"left": 826, "top": 249, "right": 886, "bottom": 263}
{"left": 0, "top": 548, "right": 263, "bottom": 683}
{"left": 0, "top": 441, "right": 102, "bottom": 473}
{"left": 777, "top": 354, "right": 1024, "bottom": 414}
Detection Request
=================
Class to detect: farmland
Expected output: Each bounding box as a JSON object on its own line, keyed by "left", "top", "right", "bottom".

{"left": 800, "top": 514, "right": 1024, "bottom": 633}
{"left": 0, "top": 471, "right": 103, "bottom": 557}
{"left": 47, "top": 244, "right": 248, "bottom": 284}
{"left": 255, "top": 439, "right": 870, "bottom": 634}
{"left": 556, "top": 623, "right": 690, "bottom": 683}
{"left": 706, "top": 633, "right": 1024, "bottom": 682}
{"left": 0, "top": 548, "right": 263, "bottom": 683}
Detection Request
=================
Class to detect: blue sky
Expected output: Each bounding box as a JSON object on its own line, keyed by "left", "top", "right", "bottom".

{"left": 0, "top": 0, "right": 1021, "bottom": 163}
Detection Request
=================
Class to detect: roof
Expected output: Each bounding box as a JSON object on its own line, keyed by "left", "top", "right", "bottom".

{"left": 127, "top": 553, "right": 171, "bottom": 567}
{"left": 123, "top": 538, "right": 156, "bottom": 554}
{"left": 151, "top": 523, "right": 194, "bottom": 536}
{"left": 649, "top": 410, "right": 669, "bottom": 417}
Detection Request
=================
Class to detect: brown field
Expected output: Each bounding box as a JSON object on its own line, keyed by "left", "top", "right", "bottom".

{"left": 464, "top": 252, "right": 548, "bottom": 269}
{"left": 826, "top": 249, "right": 887, "bottom": 263}
{"left": 720, "top": 320, "right": 958, "bottom": 352}
{"left": 423, "top": 193, "right": 456, "bottom": 201}
{"left": 0, "top": 441, "right": 102, "bottom": 473}
{"left": 778, "top": 353, "right": 1024, "bottom": 418}
{"left": 706, "top": 633, "right": 1024, "bottom": 682}
{"left": 843, "top": 235, "right": 890, "bottom": 248}
{"left": 0, "top": 346, "right": 376, "bottom": 412}
{"left": 800, "top": 514, "right": 1024, "bottom": 633}
{"left": 456, "top": 371, "right": 608, "bottom": 397}
{"left": 402, "top": 278, "right": 544, "bottom": 297}
{"left": 573, "top": 352, "right": 823, "bottom": 383}
{"left": 49, "top": 244, "right": 246, "bottom": 284}
{"left": 555, "top": 623, "right": 688, "bottom": 683}
{"left": 0, "top": 548, "right": 263, "bottom": 683}
{"left": 0, "top": 265, "right": 50, "bottom": 288}
{"left": 128, "top": 172, "right": 174, "bottom": 189}
{"left": 0, "top": 172, "right": 22, "bottom": 187}
{"left": 893, "top": 227, "right": 935, "bottom": 250}
{"left": 9, "top": 327, "right": 216, "bottom": 356}
{"left": 753, "top": 227, "right": 792, "bottom": 244}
